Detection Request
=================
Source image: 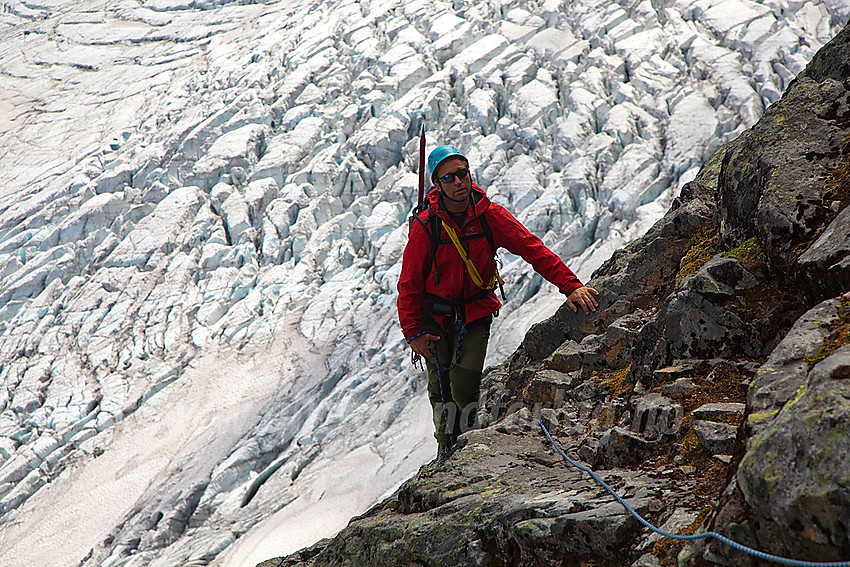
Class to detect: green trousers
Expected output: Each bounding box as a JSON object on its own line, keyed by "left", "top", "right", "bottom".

{"left": 425, "top": 315, "right": 492, "bottom": 446}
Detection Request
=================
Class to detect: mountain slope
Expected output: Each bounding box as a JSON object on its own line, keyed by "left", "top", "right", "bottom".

{"left": 268, "top": 21, "right": 850, "bottom": 567}
{"left": 0, "top": 1, "right": 847, "bottom": 566}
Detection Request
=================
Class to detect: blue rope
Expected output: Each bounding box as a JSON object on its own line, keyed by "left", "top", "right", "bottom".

{"left": 536, "top": 419, "right": 850, "bottom": 567}
{"left": 431, "top": 318, "right": 467, "bottom": 446}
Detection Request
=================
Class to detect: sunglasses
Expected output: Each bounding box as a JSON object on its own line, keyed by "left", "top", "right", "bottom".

{"left": 437, "top": 167, "right": 469, "bottom": 184}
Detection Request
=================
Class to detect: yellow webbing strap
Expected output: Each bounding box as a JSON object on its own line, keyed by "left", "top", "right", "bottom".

{"left": 442, "top": 220, "right": 505, "bottom": 291}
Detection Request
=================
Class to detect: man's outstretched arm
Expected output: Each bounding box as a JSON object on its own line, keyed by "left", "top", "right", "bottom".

{"left": 488, "top": 204, "right": 598, "bottom": 311}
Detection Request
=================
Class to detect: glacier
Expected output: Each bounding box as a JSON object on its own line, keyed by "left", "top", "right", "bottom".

{"left": 0, "top": 0, "right": 847, "bottom": 566}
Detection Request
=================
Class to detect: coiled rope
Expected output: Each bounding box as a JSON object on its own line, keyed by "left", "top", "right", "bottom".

{"left": 536, "top": 419, "right": 850, "bottom": 567}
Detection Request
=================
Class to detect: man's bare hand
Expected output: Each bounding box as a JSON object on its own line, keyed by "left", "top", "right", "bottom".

{"left": 409, "top": 333, "right": 440, "bottom": 358}
{"left": 566, "top": 286, "right": 599, "bottom": 314}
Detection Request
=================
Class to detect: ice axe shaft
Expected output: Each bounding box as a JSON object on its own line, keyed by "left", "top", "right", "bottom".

{"left": 418, "top": 123, "right": 426, "bottom": 207}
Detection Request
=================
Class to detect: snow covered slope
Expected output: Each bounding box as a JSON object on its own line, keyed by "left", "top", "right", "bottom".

{"left": 0, "top": 0, "right": 846, "bottom": 566}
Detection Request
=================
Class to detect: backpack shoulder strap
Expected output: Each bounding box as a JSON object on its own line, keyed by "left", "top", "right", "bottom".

{"left": 409, "top": 203, "right": 442, "bottom": 285}
{"left": 477, "top": 210, "right": 506, "bottom": 299}
{"left": 428, "top": 206, "right": 441, "bottom": 284}
{"left": 477, "top": 210, "right": 497, "bottom": 254}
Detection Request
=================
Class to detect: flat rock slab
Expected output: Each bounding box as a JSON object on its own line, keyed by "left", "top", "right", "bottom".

{"left": 691, "top": 403, "right": 745, "bottom": 420}
{"left": 274, "top": 427, "right": 677, "bottom": 567}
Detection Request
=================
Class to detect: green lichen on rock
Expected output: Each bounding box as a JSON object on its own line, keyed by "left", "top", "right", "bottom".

{"left": 676, "top": 224, "right": 718, "bottom": 281}
{"left": 803, "top": 302, "right": 850, "bottom": 368}
{"left": 608, "top": 364, "right": 633, "bottom": 398}
{"left": 748, "top": 383, "right": 808, "bottom": 426}
{"left": 720, "top": 237, "right": 767, "bottom": 269}
{"left": 514, "top": 517, "right": 553, "bottom": 539}
{"left": 459, "top": 504, "right": 486, "bottom": 527}
{"left": 747, "top": 407, "right": 781, "bottom": 425}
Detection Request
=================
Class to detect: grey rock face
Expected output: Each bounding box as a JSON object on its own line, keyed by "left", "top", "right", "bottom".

{"left": 710, "top": 297, "right": 850, "bottom": 562}
{"left": 798, "top": 203, "right": 850, "bottom": 297}
{"left": 544, "top": 339, "right": 584, "bottom": 373}
{"left": 594, "top": 427, "right": 661, "bottom": 469}
{"left": 544, "top": 323, "right": 638, "bottom": 376}
{"left": 680, "top": 27, "right": 850, "bottom": 567}
{"left": 747, "top": 297, "right": 842, "bottom": 427}
{"left": 717, "top": 22, "right": 850, "bottom": 303}
{"left": 687, "top": 257, "right": 761, "bottom": 296}
{"left": 524, "top": 369, "right": 580, "bottom": 404}
{"left": 520, "top": 181, "right": 715, "bottom": 362}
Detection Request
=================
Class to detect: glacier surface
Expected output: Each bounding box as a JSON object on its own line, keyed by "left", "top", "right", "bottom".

{"left": 0, "top": 0, "right": 846, "bottom": 566}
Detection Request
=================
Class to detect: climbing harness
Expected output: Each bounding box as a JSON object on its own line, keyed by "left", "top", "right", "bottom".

{"left": 536, "top": 419, "right": 850, "bottom": 567}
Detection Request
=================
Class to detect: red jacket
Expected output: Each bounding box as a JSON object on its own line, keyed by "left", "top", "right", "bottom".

{"left": 397, "top": 184, "right": 583, "bottom": 341}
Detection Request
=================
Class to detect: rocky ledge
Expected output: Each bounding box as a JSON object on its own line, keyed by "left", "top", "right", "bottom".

{"left": 261, "top": 23, "right": 850, "bottom": 567}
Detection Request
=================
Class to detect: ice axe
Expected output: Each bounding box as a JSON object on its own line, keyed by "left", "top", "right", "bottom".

{"left": 417, "top": 122, "right": 426, "bottom": 208}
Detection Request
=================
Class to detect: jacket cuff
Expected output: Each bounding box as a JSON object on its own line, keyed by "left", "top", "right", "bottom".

{"left": 406, "top": 330, "right": 427, "bottom": 343}
{"left": 561, "top": 281, "right": 584, "bottom": 295}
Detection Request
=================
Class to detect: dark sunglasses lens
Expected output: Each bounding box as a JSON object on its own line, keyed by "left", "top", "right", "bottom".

{"left": 439, "top": 168, "right": 468, "bottom": 183}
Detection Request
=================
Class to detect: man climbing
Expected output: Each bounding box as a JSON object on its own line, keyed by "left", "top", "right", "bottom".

{"left": 397, "top": 145, "right": 598, "bottom": 464}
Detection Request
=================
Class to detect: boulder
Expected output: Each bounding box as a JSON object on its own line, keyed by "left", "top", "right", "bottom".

{"left": 540, "top": 324, "right": 635, "bottom": 376}
{"left": 746, "top": 296, "right": 844, "bottom": 428}
{"left": 692, "top": 420, "right": 737, "bottom": 456}
{"left": 797, "top": 204, "right": 850, "bottom": 299}
{"left": 691, "top": 402, "right": 745, "bottom": 421}
{"left": 631, "top": 394, "right": 683, "bottom": 440}
{"left": 520, "top": 180, "right": 715, "bottom": 362}
{"left": 627, "top": 238, "right": 806, "bottom": 386}
{"left": 686, "top": 257, "right": 761, "bottom": 296}
{"left": 523, "top": 369, "right": 578, "bottom": 405}
{"left": 661, "top": 378, "right": 697, "bottom": 397}
{"left": 593, "top": 427, "right": 660, "bottom": 469}
{"left": 544, "top": 339, "right": 583, "bottom": 373}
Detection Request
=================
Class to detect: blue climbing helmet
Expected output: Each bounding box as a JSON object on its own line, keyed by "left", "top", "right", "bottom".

{"left": 428, "top": 145, "right": 468, "bottom": 183}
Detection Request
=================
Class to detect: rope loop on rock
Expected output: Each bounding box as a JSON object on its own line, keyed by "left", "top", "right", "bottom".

{"left": 537, "top": 419, "right": 850, "bottom": 567}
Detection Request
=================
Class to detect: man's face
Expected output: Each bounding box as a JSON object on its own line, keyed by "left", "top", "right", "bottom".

{"left": 435, "top": 157, "right": 471, "bottom": 203}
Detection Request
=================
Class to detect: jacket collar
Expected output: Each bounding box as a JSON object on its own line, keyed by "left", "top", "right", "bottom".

{"left": 427, "top": 183, "right": 490, "bottom": 221}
